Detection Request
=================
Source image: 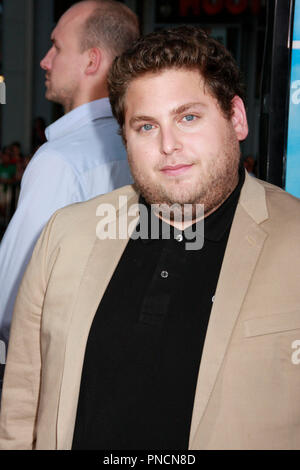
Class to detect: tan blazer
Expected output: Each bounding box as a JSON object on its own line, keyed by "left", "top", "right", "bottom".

{"left": 0, "top": 172, "right": 300, "bottom": 450}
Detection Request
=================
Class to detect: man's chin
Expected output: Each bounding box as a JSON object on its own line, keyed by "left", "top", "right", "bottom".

{"left": 137, "top": 186, "right": 203, "bottom": 208}
{"left": 45, "top": 90, "right": 62, "bottom": 106}
{"left": 45, "top": 89, "right": 53, "bottom": 101}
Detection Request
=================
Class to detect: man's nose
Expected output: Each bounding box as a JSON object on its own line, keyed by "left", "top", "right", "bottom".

{"left": 40, "top": 48, "right": 52, "bottom": 71}
{"left": 159, "top": 127, "right": 182, "bottom": 156}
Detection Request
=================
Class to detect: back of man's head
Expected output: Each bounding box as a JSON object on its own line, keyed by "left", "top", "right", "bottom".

{"left": 79, "top": 0, "right": 140, "bottom": 59}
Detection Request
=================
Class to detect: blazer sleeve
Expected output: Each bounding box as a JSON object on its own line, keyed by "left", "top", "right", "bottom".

{"left": 0, "top": 148, "right": 80, "bottom": 348}
{"left": 0, "top": 211, "right": 60, "bottom": 450}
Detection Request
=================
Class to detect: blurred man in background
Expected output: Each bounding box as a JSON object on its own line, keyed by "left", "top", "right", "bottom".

{"left": 0, "top": 0, "right": 139, "bottom": 368}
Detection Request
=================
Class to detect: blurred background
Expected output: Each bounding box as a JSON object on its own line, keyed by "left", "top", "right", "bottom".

{"left": 0, "top": 0, "right": 299, "bottom": 237}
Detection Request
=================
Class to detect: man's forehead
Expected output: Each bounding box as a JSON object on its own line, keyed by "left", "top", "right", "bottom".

{"left": 123, "top": 69, "right": 222, "bottom": 122}
{"left": 125, "top": 69, "right": 207, "bottom": 105}
{"left": 127, "top": 68, "right": 205, "bottom": 91}
{"left": 52, "top": 14, "right": 80, "bottom": 42}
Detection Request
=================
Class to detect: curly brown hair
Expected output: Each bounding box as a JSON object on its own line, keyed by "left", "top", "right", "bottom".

{"left": 108, "top": 25, "right": 245, "bottom": 139}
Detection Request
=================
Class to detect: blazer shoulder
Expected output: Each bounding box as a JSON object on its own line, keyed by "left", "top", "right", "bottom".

{"left": 46, "top": 184, "right": 138, "bottom": 239}
{"left": 250, "top": 178, "right": 300, "bottom": 243}
{"left": 240, "top": 174, "right": 300, "bottom": 228}
{"left": 260, "top": 179, "right": 300, "bottom": 219}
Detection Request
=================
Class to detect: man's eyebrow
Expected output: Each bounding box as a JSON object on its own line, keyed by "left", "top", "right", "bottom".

{"left": 128, "top": 103, "right": 206, "bottom": 127}
{"left": 171, "top": 102, "right": 206, "bottom": 115}
{"left": 129, "top": 115, "right": 157, "bottom": 126}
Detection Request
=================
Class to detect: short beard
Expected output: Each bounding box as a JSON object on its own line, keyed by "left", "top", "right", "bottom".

{"left": 45, "top": 83, "right": 77, "bottom": 113}
{"left": 151, "top": 202, "right": 204, "bottom": 224}
{"left": 129, "top": 131, "right": 241, "bottom": 222}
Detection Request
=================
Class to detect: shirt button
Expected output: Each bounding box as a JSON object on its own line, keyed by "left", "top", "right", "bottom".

{"left": 161, "top": 270, "right": 169, "bottom": 279}
{"left": 176, "top": 234, "right": 183, "bottom": 242}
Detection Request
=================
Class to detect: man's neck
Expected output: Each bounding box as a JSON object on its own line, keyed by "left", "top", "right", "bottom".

{"left": 155, "top": 171, "right": 241, "bottom": 231}
{"left": 63, "top": 87, "right": 108, "bottom": 115}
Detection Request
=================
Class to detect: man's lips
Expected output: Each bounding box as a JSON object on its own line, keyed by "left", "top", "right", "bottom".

{"left": 161, "top": 164, "right": 193, "bottom": 176}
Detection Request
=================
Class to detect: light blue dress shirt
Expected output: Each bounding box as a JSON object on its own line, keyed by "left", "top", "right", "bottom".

{"left": 0, "top": 98, "right": 132, "bottom": 347}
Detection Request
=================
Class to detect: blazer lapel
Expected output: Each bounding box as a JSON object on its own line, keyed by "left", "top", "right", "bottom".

{"left": 189, "top": 174, "right": 269, "bottom": 448}
{"left": 56, "top": 191, "right": 139, "bottom": 449}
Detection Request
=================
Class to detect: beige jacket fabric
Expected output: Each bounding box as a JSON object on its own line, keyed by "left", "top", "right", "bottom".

{"left": 0, "top": 172, "right": 300, "bottom": 450}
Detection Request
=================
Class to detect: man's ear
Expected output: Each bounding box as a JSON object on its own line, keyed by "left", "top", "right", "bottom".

{"left": 230, "top": 95, "right": 248, "bottom": 141}
{"left": 85, "top": 47, "right": 102, "bottom": 75}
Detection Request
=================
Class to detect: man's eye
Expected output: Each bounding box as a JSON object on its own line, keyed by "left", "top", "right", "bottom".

{"left": 141, "top": 124, "right": 153, "bottom": 132}
{"left": 182, "top": 114, "right": 196, "bottom": 122}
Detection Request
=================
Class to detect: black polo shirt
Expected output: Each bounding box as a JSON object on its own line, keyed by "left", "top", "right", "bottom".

{"left": 72, "top": 171, "right": 245, "bottom": 450}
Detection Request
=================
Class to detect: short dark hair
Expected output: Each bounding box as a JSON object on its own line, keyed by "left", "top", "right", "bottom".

{"left": 108, "top": 25, "right": 246, "bottom": 137}
{"left": 80, "top": 0, "right": 140, "bottom": 57}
